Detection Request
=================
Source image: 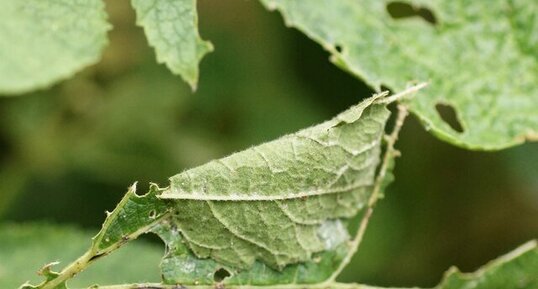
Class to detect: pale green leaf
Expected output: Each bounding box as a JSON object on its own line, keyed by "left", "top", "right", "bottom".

{"left": 260, "top": 0, "right": 538, "bottom": 150}
{"left": 157, "top": 95, "right": 389, "bottom": 284}
{"left": 153, "top": 241, "right": 538, "bottom": 288}
{"left": 22, "top": 95, "right": 390, "bottom": 288}
{"left": 0, "top": 223, "right": 161, "bottom": 289}
{"left": 0, "top": 0, "right": 110, "bottom": 95}
{"left": 151, "top": 220, "right": 349, "bottom": 285}
{"left": 131, "top": 0, "right": 213, "bottom": 90}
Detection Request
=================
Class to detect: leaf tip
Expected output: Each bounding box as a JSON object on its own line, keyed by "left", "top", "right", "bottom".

{"left": 129, "top": 181, "right": 138, "bottom": 192}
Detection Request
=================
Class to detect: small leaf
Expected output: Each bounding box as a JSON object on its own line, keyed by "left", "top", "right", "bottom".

{"left": 261, "top": 0, "right": 538, "bottom": 150}
{"left": 0, "top": 0, "right": 110, "bottom": 95}
{"left": 131, "top": 0, "right": 213, "bottom": 90}
{"left": 435, "top": 240, "right": 538, "bottom": 289}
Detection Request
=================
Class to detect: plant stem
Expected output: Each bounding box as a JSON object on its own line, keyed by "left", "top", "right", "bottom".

{"left": 325, "top": 103, "right": 410, "bottom": 283}
{"left": 39, "top": 250, "right": 94, "bottom": 289}
{"left": 370, "top": 104, "right": 409, "bottom": 208}
{"left": 40, "top": 211, "right": 170, "bottom": 289}
{"left": 375, "top": 82, "right": 428, "bottom": 104}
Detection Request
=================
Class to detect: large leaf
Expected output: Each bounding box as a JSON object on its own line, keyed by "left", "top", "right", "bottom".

{"left": 260, "top": 0, "right": 538, "bottom": 150}
{"left": 106, "top": 95, "right": 389, "bottom": 285}
{"left": 23, "top": 94, "right": 391, "bottom": 288}
{"left": 0, "top": 223, "right": 161, "bottom": 289}
{"left": 131, "top": 0, "right": 213, "bottom": 90}
{"left": 159, "top": 98, "right": 390, "bottom": 285}
{"left": 0, "top": 0, "right": 110, "bottom": 95}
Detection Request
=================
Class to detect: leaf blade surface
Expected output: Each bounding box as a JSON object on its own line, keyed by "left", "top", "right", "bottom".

{"left": 89, "top": 95, "right": 391, "bottom": 285}
{"left": 0, "top": 0, "right": 110, "bottom": 95}
{"left": 131, "top": 0, "right": 213, "bottom": 90}
{"left": 260, "top": 0, "right": 538, "bottom": 150}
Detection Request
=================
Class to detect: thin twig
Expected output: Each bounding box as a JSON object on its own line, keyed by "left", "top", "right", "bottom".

{"left": 325, "top": 103, "right": 410, "bottom": 283}
{"left": 370, "top": 104, "right": 408, "bottom": 207}
{"left": 40, "top": 211, "right": 171, "bottom": 289}
{"left": 375, "top": 82, "right": 428, "bottom": 104}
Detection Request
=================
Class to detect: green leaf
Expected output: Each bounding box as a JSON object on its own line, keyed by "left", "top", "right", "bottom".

{"left": 0, "top": 0, "right": 110, "bottom": 95}
{"left": 151, "top": 219, "right": 349, "bottom": 285}
{"left": 160, "top": 96, "right": 389, "bottom": 283}
{"left": 141, "top": 240, "right": 538, "bottom": 289}
{"left": 260, "top": 0, "right": 538, "bottom": 150}
{"left": 131, "top": 0, "right": 213, "bottom": 90}
{"left": 96, "top": 95, "right": 390, "bottom": 285}
{"left": 434, "top": 240, "right": 538, "bottom": 289}
{"left": 16, "top": 185, "right": 170, "bottom": 289}
{"left": 0, "top": 223, "right": 161, "bottom": 289}
{"left": 22, "top": 95, "right": 391, "bottom": 288}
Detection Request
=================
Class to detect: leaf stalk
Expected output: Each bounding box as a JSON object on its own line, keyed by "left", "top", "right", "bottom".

{"left": 325, "top": 101, "right": 411, "bottom": 283}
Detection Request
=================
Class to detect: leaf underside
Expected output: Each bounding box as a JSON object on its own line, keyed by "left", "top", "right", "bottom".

{"left": 0, "top": 0, "right": 110, "bottom": 95}
{"left": 131, "top": 0, "right": 213, "bottom": 90}
{"left": 260, "top": 0, "right": 538, "bottom": 150}
{"left": 93, "top": 95, "right": 390, "bottom": 285}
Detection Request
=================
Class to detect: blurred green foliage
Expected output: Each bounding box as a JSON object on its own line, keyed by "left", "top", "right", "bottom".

{"left": 0, "top": 223, "right": 161, "bottom": 288}
{"left": 0, "top": 0, "right": 536, "bottom": 287}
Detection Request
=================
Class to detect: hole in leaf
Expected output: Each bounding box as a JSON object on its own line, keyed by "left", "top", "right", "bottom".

{"left": 334, "top": 44, "right": 343, "bottom": 53}
{"left": 386, "top": 2, "right": 437, "bottom": 25}
{"left": 435, "top": 103, "right": 464, "bottom": 133}
{"left": 134, "top": 181, "right": 160, "bottom": 197}
{"left": 138, "top": 231, "right": 164, "bottom": 245}
{"left": 213, "top": 268, "right": 231, "bottom": 282}
{"left": 380, "top": 85, "right": 393, "bottom": 95}
{"left": 148, "top": 209, "right": 157, "bottom": 219}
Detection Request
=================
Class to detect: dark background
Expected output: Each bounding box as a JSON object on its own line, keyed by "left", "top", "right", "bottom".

{"left": 0, "top": 1, "right": 536, "bottom": 287}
